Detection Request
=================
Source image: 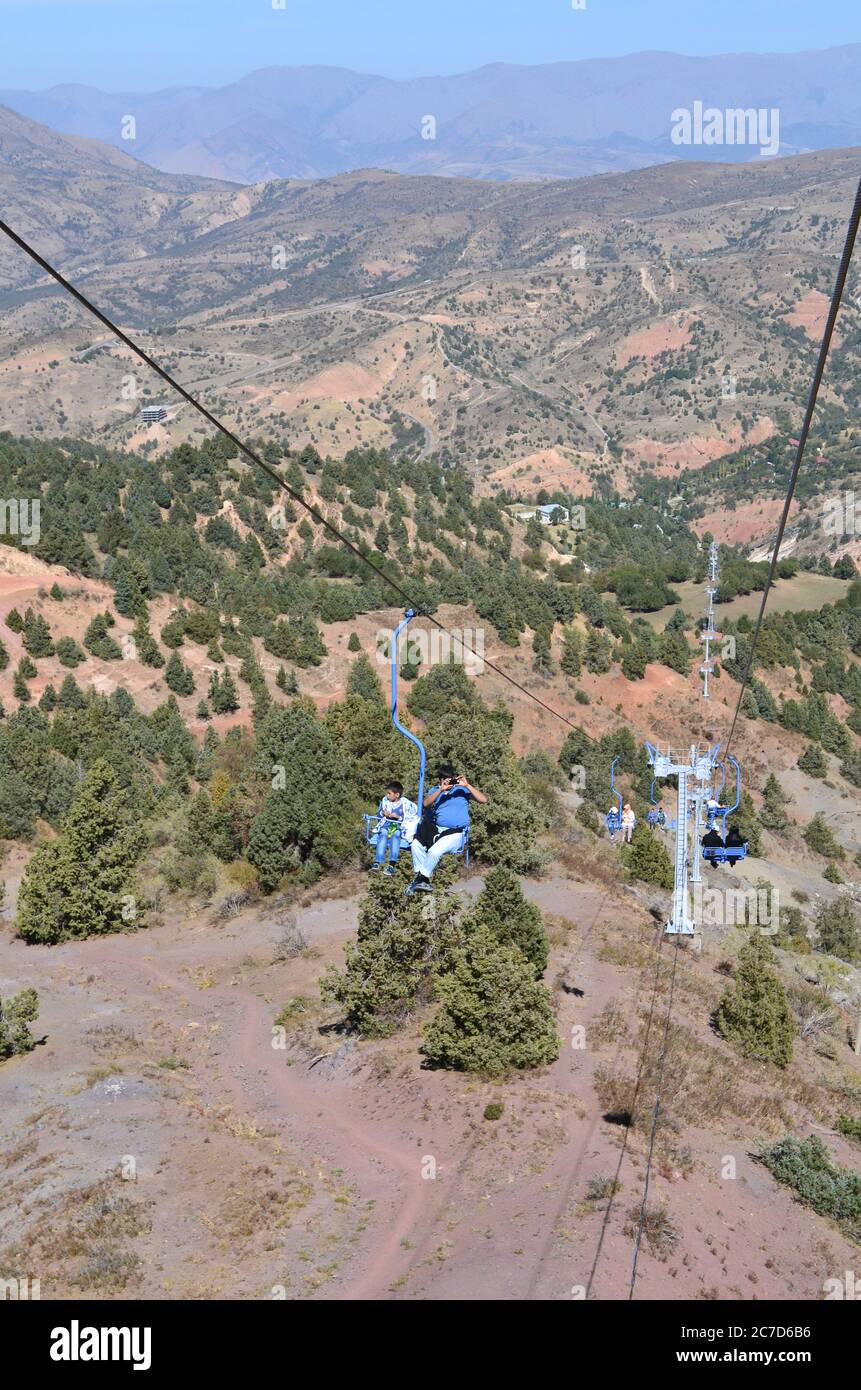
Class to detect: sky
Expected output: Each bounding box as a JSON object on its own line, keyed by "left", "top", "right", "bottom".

{"left": 0, "top": 0, "right": 859, "bottom": 91}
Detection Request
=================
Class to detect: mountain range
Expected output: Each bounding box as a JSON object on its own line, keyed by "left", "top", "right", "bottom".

{"left": 2, "top": 97, "right": 859, "bottom": 492}
{"left": 3, "top": 46, "right": 861, "bottom": 183}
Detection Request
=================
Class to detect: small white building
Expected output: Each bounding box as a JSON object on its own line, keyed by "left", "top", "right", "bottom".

{"left": 140, "top": 405, "right": 167, "bottom": 424}
{"left": 514, "top": 503, "right": 570, "bottom": 526}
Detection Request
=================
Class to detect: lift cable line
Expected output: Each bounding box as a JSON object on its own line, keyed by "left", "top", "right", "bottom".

{"left": 628, "top": 935, "right": 681, "bottom": 1299}
{"left": 722, "top": 174, "right": 861, "bottom": 762}
{"left": 626, "top": 162, "right": 861, "bottom": 1290}
{"left": 0, "top": 217, "right": 585, "bottom": 735}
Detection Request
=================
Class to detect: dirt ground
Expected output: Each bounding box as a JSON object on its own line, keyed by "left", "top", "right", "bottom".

{"left": 2, "top": 855, "right": 859, "bottom": 1302}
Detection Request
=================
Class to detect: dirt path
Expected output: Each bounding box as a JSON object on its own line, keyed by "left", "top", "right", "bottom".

{"left": 86, "top": 943, "right": 448, "bottom": 1299}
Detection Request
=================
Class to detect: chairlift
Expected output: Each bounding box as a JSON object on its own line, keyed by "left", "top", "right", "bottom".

{"left": 364, "top": 609, "right": 470, "bottom": 864}
{"left": 702, "top": 755, "right": 748, "bottom": 864}
{"left": 646, "top": 776, "right": 675, "bottom": 830}
{"left": 606, "top": 755, "right": 623, "bottom": 836}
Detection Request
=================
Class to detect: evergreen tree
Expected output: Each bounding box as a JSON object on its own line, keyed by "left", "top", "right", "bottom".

{"left": 6, "top": 608, "right": 23, "bottom": 633}
{"left": 347, "top": 632, "right": 362, "bottom": 653}
{"left": 421, "top": 923, "right": 559, "bottom": 1075}
{"left": 621, "top": 641, "right": 648, "bottom": 682}
{"left": 798, "top": 744, "right": 827, "bottom": 778}
{"left": 22, "top": 607, "right": 54, "bottom": 658}
{"left": 248, "top": 701, "right": 353, "bottom": 884}
{"left": 716, "top": 933, "right": 795, "bottom": 1067}
{"left": 13, "top": 667, "right": 31, "bottom": 703}
{"left": 0, "top": 636, "right": 8, "bottom": 672}
{"left": 84, "top": 613, "right": 122, "bottom": 660}
{"left": 803, "top": 813, "right": 844, "bottom": 860}
{"left": 165, "top": 650, "right": 196, "bottom": 696}
{"left": 321, "top": 865, "right": 462, "bottom": 1037}
{"left": 814, "top": 895, "right": 861, "bottom": 963}
{"left": 38, "top": 684, "right": 57, "bottom": 713}
{"left": 462, "top": 867, "right": 548, "bottom": 976}
{"left": 209, "top": 669, "right": 239, "bottom": 714}
{"left": 585, "top": 627, "right": 612, "bottom": 674}
{"left": 112, "top": 566, "right": 143, "bottom": 618}
{"left": 57, "top": 673, "right": 87, "bottom": 710}
{"left": 839, "top": 750, "right": 861, "bottom": 788}
{"left": 276, "top": 665, "right": 298, "bottom": 695}
{"left": 347, "top": 651, "right": 385, "bottom": 703}
{"left": 726, "top": 788, "right": 762, "bottom": 856}
{"left": 560, "top": 627, "right": 582, "bottom": 677}
{"left": 622, "top": 823, "right": 674, "bottom": 889}
{"left": 759, "top": 774, "right": 789, "bottom": 831}
{"left": 658, "top": 628, "right": 691, "bottom": 675}
{"left": 16, "top": 760, "right": 146, "bottom": 944}
{"left": 132, "top": 616, "right": 165, "bottom": 669}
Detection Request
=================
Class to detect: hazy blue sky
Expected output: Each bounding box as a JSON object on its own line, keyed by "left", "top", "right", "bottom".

{"left": 1, "top": 0, "right": 859, "bottom": 90}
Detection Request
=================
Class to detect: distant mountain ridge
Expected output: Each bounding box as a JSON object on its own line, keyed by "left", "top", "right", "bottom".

{"left": 3, "top": 46, "right": 861, "bottom": 184}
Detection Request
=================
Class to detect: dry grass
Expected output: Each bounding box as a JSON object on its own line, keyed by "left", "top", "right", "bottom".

{"left": 0, "top": 1176, "right": 151, "bottom": 1295}
{"left": 624, "top": 1204, "right": 679, "bottom": 1260}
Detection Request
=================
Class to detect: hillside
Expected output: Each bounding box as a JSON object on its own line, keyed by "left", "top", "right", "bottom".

{"left": 1, "top": 120, "right": 860, "bottom": 492}
{"left": 1, "top": 426, "right": 861, "bottom": 1301}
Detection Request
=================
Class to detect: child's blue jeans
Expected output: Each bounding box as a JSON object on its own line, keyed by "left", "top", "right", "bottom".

{"left": 375, "top": 825, "right": 401, "bottom": 864}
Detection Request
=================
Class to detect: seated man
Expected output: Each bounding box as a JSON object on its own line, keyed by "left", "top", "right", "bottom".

{"left": 701, "top": 825, "right": 725, "bottom": 854}
{"left": 724, "top": 824, "right": 745, "bottom": 867}
{"left": 407, "top": 764, "right": 486, "bottom": 895}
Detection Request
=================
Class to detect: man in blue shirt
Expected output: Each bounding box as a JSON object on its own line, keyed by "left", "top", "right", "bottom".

{"left": 406, "top": 763, "right": 487, "bottom": 895}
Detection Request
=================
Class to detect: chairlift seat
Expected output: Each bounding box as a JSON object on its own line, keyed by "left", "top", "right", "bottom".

{"left": 702, "top": 842, "right": 749, "bottom": 864}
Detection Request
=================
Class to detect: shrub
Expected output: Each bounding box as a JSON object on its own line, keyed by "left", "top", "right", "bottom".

{"left": 836, "top": 1115, "right": 861, "bottom": 1143}
{"left": 586, "top": 1175, "right": 622, "bottom": 1204}
{"left": 716, "top": 932, "right": 795, "bottom": 1067}
{"left": 0, "top": 987, "right": 39, "bottom": 1059}
{"left": 624, "top": 1204, "right": 679, "bottom": 1260}
{"left": 755, "top": 1134, "right": 861, "bottom": 1240}
{"left": 814, "top": 894, "right": 861, "bottom": 963}
{"left": 56, "top": 636, "right": 85, "bottom": 668}
{"left": 483, "top": 1102, "right": 504, "bottom": 1121}
{"left": 225, "top": 859, "right": 259, "bottom": 891}
{"left": 421, "top": 923, "right": 559, "bottom": 1076}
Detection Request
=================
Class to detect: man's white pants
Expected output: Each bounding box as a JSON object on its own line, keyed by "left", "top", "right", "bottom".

{"left": 411, "top": 829, "right": 466, "bottom": 879}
